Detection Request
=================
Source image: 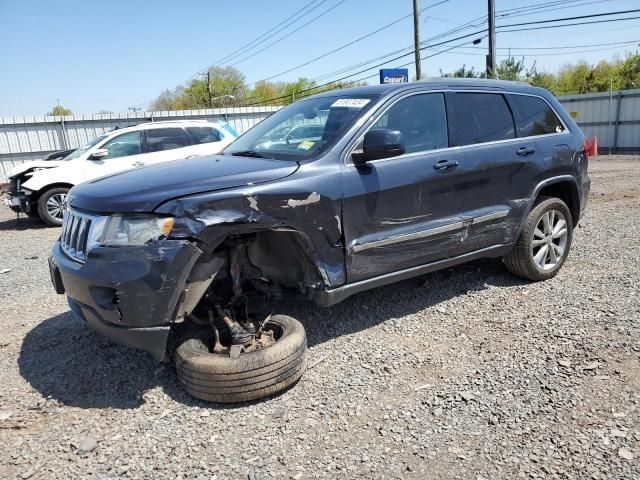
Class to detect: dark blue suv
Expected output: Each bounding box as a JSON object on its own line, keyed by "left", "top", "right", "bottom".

{"left": 49, "top": 79, "right": 590, "bottom": 402}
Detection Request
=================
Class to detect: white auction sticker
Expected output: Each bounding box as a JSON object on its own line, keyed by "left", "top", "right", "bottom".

{"left": 331, "top": 98, "right": 371, "bottom": 108}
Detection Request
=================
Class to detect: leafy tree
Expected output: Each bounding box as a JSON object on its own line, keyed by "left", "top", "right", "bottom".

{"left": 48, "top": 105, "right": 72, "bottom": 116}
{"left": 556, "top": 61, "right": 592, "bottom": 95}
{"left": 280, "top": 77, "right": 317, "bottom": 104}
{"left": 618, "top": 52, "right": 640, "bottom": 89}
{"left": 442, "top": 51, "right": 640, "bottom": 95}
{"left": 440, "top": 65, "right": 482, "bottom": 78}
{"left": 248, "top": 81, "right": 281, "bottom": 105}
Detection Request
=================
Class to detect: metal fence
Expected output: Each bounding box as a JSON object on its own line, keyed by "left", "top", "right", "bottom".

{"left": 2, "top": 89, "right": 638, "bottom": 182}
{"left": 0, "top": 106, "right": 281, "bottom": 182}
{"left": 558, "top": 89, "right": 640, "bottom": 154}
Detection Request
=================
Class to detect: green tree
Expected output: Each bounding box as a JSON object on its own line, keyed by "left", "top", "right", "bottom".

{"left": 618, "top": 52, "right": 640, "bottom": 89}
{"left": 493, "top": 56, "right": 537, "bottom": 81}
{"left": 440, "top": 65, "right": 482, "bottom": 78}
{"left": 248, "top": 81, "right": 281, "bottom": 105}
{"left": 48, "top": 105, "right": 72, "bottom": 116}
{"left": 280, "top": 77, "right": 317, "bottom": 104}
{"left": 556, "top": 61, "right": 593, "bottom": 94}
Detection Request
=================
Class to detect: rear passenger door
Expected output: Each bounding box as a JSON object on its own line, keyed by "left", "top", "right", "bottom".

{"left": 142, "top": 127, "right": 193, "bottom": 165}
{"left": 184, "top": 126, "right": 232, "bottom": 156}
{"left": 444, "top": 91, "right": 542, "bottom": 251}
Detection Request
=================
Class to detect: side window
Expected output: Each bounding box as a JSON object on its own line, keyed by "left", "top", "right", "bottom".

{"left": 508, "top": 94, "right": 565, "bottom": 137}
{"left": 371, "top": 93, "right": 448, "bottom": 154}
{"left": 100, "top": 132, "right": 142, "bottom": 159}
{"left": 145, "top": 128, "right": 190, "bottom": 153}
{"left": 186, "top": 126, "right": 223, "bottom": 144}
{"left": 447, "top": 93, "right": 515, "bottom": 146}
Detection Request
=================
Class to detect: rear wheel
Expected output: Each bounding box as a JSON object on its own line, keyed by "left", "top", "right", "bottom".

{"left": 37, "top": 187, "right": 69, "bottom": 226}
{"left": 175, "top": 315, "right": 307, "bottom": 403}
{"left": 504, "top": 197, "right": 573, "bottom": 281}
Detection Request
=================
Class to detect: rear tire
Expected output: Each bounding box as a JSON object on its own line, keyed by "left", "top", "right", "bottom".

{"left": 37, "top": 187, "right": 69, "bottom": 226}
{"left": 504, "top": 197, "right": 573, "bottom": 281}
{"left": 175, "top": 315, "right": 307, "bottom": 403}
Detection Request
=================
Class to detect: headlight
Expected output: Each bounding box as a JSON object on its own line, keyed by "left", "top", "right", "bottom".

{"left": 98, "top": 214, "right": 174, "bottom": 247}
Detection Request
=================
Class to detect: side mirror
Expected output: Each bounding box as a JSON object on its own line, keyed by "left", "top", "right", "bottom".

{"left": 352, "top": 129, "right": 405, "bottom": 165}
{"left": 89, "top": 148, "right": 109, "bottom": 160}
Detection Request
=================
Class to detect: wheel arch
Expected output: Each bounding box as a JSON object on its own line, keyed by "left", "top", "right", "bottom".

{"left": 176, "top": 226, "right": 331, "bottom": 320}
{"left": 531, "top": 176, "right": 580, "bottom": 226}
{"left": 30, "top": 182, "right": 75, "bottom": 202}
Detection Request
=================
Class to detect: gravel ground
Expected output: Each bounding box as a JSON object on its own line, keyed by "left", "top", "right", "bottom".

{"left": 0, "top": 156, "right": 638, "bottom": 479}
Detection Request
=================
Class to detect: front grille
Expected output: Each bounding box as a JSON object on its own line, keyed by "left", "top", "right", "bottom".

{"left": 60, "top": 209, "right": 92, "bottom": 262}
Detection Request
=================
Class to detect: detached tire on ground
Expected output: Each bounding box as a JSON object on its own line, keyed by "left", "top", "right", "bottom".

{"left": 175, "top": 315, "right": 307, "bottom": 403}
{"left": 504, "top": 196, "right": 573, "bottom": 281}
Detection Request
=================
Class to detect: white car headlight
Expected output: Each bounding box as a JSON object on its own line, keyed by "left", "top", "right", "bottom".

{"left": 98, "top": 214, "right": 174, "bottom": 247}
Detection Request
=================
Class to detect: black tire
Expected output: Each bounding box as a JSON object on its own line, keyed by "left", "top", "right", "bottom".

{"left": 175, "top": 315, "right": 307, "bottom": 403}
{"left": 504, "top": 197, "right": 573, "bottom": 281}
{"left": 37, "top": 187, "right": 69, "bottom": 226}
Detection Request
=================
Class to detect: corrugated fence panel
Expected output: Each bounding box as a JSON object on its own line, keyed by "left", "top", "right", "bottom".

{"left": 0, "top": 107, "right": 281, "bottom": 182}
{"left": 558, "top": 89, "right": 640, "bottom": 154}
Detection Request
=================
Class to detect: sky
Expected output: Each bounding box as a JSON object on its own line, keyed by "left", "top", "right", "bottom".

{"left": 0, "top": 0, "right": 639, "bottom": 116}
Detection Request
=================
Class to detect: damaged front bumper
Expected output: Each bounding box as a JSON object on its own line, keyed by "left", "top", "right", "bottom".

{"left": 3, "top": 182, "right": 31, "bottom": 214}
{"left": 49, "top": 239, "right": 201, "bottom": 361}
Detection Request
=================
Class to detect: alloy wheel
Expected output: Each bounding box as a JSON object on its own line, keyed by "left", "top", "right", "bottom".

{"left": 531, "top": 209, "right": 568, "bottom": 271}
{"left": 46, "top": 193, "right": 67, "bottom": 221}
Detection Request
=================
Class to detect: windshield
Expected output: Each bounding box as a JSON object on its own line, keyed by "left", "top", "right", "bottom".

{"left": 224, "top": 94, "right": 379, "bottom": 160}
{"left": 63, "top": 134, "right": 108, "bottom": 160}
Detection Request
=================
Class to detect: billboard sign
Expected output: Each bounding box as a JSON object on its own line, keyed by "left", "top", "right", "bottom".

{"left": 379, "top": 68, "right": 409, "bottom": 84}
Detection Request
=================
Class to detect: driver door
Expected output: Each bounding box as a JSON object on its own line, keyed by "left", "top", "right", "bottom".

{"left": 83, "top": 131, "right": 146, "bottom": 182}
{"left": 341, "top": 92, "right": 470, "bottom": 282}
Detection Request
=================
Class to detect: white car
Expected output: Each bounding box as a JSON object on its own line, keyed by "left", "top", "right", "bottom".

{"left": 5, "top": 120, "right": 238, "bottom": 225}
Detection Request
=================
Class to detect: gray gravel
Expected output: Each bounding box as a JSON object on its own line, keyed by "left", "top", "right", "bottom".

{"left": 1, "top": 156, "right": 639, "bottom": 479}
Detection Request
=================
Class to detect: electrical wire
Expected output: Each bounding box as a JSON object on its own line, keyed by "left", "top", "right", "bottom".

{"left": 240, "top": 9, "right": 640, "bottom": 107}
{"left": 227, "top": 0, "right": 347, "bottom": 68}
{"left": 245, "top": 0, "right": 449, "bottom": 87}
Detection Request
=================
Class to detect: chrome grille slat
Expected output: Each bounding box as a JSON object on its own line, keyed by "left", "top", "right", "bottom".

{"left": 60, "top": 209, "right": 93, "bottom": 263}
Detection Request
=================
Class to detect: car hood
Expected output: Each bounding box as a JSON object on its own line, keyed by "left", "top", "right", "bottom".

{"left": 68, "top": 154, "right": 300, "bottom": 213}
{"left": 8, "top": 160, "right": 65, "bottom": 179}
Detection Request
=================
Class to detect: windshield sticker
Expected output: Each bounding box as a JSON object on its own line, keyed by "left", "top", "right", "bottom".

{"left": 297, "top": 140, "right": 315, "bottom": 150}
{"left": 331, "top": 98, "right": 371, "bottom": 109}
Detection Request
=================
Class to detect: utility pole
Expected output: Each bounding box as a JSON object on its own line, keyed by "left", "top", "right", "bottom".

{"left": 486, "top": 0, "right": 496, "bottom": 77}
{"left": 206, "top": 71, "right": 213, "bottom": 108}
{"left": 413, "top": 0, "right": 422, "bottom": 80}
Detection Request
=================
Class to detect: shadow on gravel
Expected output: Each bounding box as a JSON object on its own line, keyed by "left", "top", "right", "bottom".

{"left": 18, "top": 312, "right": 189, "bottom": 409}
{"left": 18, "top": 259, "right": 527, "bottom": 409}
{"left": 267, "top": 258, "right": 529, "bottom": 349}
{"left": 0, "top": 215, "right": 54, "bottom": 231}
{"left": 18, "top": 312, "right": 291, "bottom": 410}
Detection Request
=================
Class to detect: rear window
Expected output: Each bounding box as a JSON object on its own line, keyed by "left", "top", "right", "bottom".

{"left": 508, "top": 94, "right": 565, "bottom": 137}
{"left": 447, "top": 93, "right": 515, "bottom": 147}
{"left": 186, "top": 126, "right": 223, "bottom": 144}
{"left": 145, "top": 128, "right": 190, "bottom": 153}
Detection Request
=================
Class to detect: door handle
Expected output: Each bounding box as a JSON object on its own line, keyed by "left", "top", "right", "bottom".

{"left": 516, "top": 147, "right": 536, "bottom": 156}
{"left": 433, "top": 159, "right": 459, "bottom": 171}
{"left": 132, "top": 161, "right": 145, "bottom": 167}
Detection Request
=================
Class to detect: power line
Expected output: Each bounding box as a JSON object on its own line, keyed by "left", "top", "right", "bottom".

{"left": 134, "top": 0, "right": 333, "bottom": 109}
{"left": 498, "top": 8, "right": 640, "bottom": 28}
{"left": 499, "top": 14, "right": 640, "bottom": 32}
{"left": 242, "top": 1, "right": 448, "bottom": 88}
{"left": 241, "top": 10, "right": 640, "bottom": 107}
{"left": 241, "top": 29, "right": 488, "bottom": 107}
{"left": 214, "top": 0, "right": 328, "bottom": 66}
{"left": 228, "top": 0, "right": 347, "bottom": 68}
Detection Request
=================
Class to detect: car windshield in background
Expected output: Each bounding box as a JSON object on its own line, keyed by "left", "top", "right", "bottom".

{"left": 63, "top": 134, "right": 107, "bottom": 160}
{"left": 224, "top": 94, "right": 379, "bottom": 160}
